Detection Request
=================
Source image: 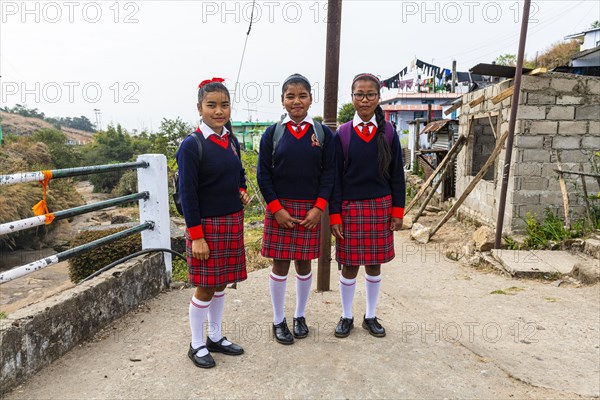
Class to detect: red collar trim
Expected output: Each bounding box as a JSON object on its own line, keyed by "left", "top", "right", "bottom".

{"left": 353, "top": 124, "right": 376, "bottom": 143}
{"left": 286, "top": 121, "right": 310, "bottom": 140}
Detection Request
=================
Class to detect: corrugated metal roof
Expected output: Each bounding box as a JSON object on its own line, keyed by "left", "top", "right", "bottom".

{"left": 421, "top": 120, "right": 455, "bottom": 134}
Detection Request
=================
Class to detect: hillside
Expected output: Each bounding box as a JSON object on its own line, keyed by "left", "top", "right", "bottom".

{"left": 0, "top": 111, "right": 94, "bottom": 144}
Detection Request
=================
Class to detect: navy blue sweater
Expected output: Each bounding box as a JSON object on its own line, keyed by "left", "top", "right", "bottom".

{"left": 329, "top": 122, "right": 406, "bottom": 223}
{"left": 176, "top": 131, "right": 246, "bottom": 239}
{"left": 257, "top": 123, "right": 335, "bottom": 213}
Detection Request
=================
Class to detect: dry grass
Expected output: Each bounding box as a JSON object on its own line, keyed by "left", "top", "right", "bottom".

{"left": 245, "top": 227, "right": 270, "bottom": 272}
{"left": 0, "top": 111, "right": 93, "bottom": 144}
{"left": 0, "top": 140, "right": 84, "bottom": 250}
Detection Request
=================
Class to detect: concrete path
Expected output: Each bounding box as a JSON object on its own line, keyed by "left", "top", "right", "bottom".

{"left": 5, "top": 232, "right": 600, "bottom": 399}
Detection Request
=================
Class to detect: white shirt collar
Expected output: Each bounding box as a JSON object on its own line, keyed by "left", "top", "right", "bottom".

{"left": 199, "top": 121, "right": 230, "bottom": 139}
{"left": 282, "top": 114, "right": 315, "bottom": 126}
{"left": 352, "top": 113, "right": 378, "bottom": 128}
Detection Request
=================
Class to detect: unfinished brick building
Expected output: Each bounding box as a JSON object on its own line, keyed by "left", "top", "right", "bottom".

{"left": 454, "top": 72, "right": 600, "bottom": 233}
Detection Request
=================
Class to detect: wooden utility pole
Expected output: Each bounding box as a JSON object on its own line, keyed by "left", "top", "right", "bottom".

{"left": 494, "top": 0, "right": 531, "bottom": 248}
{"left": 318, "top": 0, "right": 342, "bottom": 291}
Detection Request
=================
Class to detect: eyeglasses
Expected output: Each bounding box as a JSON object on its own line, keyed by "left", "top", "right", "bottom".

{"left": 352, "top": 92, "right": 379, "bottom": 101}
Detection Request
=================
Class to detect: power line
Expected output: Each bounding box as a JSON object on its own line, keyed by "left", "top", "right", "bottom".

{"left": 233, "top": 0, "right": 256, "bottom": 108}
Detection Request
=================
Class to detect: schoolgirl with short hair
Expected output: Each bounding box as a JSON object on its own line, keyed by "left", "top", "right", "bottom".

{"left": 330, "top": 73, "right": 406, "bottom": 338}
{"left": 176, "top": 77, "right": 250, "bottom": 368}
{"left": 257, "top": 73, "right": 335, "bottom": 345}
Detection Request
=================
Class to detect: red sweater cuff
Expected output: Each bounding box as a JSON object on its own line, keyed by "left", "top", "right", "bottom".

{"left": 187, "top": 225, "right": 204, "bottom": 240}
{"left": 239, "top": 188, "right": 247, "bottom": 193}
{"left": 267, "top": 199, "right": 283, "bottom": 214}
{"left": 330, "top": 214, "right": 342, "bottom": 225}
{"left": 392, "top": 207, "right": 405, "bottom": 219}
{"left": 314, "top": 197, "right": 327, "bottom": 211}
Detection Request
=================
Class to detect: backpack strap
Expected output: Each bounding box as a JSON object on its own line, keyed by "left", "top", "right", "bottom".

{"left": 384, "top": 121, "right": 395, "bottom": 146}
{"left": 338, "top": 122, "right": 353, "bottom": 165}
{"left": 272, "top": 121, "right": 286, "bottom": 160}
{"left": 312, "top": 121, "right": 325, "bottom": 146}
{"left": 189, "top": 130, "right": 203, "bottom": 161}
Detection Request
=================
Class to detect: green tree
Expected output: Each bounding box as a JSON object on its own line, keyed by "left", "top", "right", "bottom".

{"left": 31, "top": 129, "right": 82, "bottom": 169}
{"left": 82, "top": 124, "right": 134, "bottom": 192}
{"left": 337, "top": 103, "right": 355, "bottom": 123}
{"left": 495, "top": 54, "right": 517, "bottom": 66}
{"left": 313, "top": 116, "right": 323, "bottom": 123}
{"left": 151, "top": 118, "right": 192, "bottom": 159}
{"left": 591, "top": 20, "right": 600, "bottom": 29}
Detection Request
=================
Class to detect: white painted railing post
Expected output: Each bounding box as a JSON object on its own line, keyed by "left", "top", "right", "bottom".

{"left": 137, "top": 154, "right": 172, "bottom": 278}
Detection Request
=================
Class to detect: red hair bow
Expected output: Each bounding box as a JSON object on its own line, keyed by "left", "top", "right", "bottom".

{"left": 198, "top": 77, "right": 225, "bottom": 88}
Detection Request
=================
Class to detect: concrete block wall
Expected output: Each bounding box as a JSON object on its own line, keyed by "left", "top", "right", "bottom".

{"left": 513, "top": 73, "right": 600, "bottom": 231}
{"left": 456, "top": 72, "right": 600, "bottom": 234}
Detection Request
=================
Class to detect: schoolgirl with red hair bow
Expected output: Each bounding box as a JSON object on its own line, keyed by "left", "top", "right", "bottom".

{"left": 176, "top": 77, "right": 250, "bottom": 369}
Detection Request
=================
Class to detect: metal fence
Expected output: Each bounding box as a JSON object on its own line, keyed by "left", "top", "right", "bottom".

{"left": 0, "top": 154, "right": 172, "bottom": 283}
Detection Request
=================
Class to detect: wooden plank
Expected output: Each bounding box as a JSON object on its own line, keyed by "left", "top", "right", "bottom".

{"left": 491, "top": 86, "right": 514, "bottom": 104}
{"left": 469, "top": 95, "right": 485, "bottom": 107}
{"left": 528, "top": 67, "right": 547, "bottom": 75}
{"left": 430, "top": 129, "right": 509, "bottom": 238}
{"left": 413, "top": 160, "right": 452, "bottom": 224}
{"left": 554, "top": 151, "right": 571, "bottom": 230}
{"left": 580, "top": 164, "right": 593, "bottom": 227}
{"left": 406, "top": 135, "right": 466, "bottom": 214}
{"left": 487, "top": 114, "right": 498, "bottom": 139}
{"left": 444, "top": 100, "right": 463, "bottom": 116}
{"left": 418, "top": 154, "right": 435, "bottom": 171}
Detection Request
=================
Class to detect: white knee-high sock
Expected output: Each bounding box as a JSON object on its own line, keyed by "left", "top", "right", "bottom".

{"left": 207, "top": 291, "right": 232, "bottom": 345}
{"left": 295, "top": 272, "right": 312, "bottom": 318}
{"left": 365, "top": 273, "right": 382, "bottom": 319}
{"left": 270, "top": 272, "right": 287, "bottom": 324}
{"left": 189, "top": 296, "right": 211, "bottom": 356}
{"left": 340, "top": 275, "right": 356, "bottom": 319}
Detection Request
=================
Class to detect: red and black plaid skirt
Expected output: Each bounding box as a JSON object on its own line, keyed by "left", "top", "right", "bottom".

{"left": 186, "top": 210, "right": 247, "bottom": 287}
{"left": 262, "top": 199, "right": 321, "bottom": 260}
{"left": 336, "top": 195, "right": 394, "bottom": 266}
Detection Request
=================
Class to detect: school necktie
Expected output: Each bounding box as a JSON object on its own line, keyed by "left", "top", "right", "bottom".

{"left": 361, "top": 122, "right": 373, "bottom": 136}
{"left": 295, "top": 123, "right": 305, "bottom": 133}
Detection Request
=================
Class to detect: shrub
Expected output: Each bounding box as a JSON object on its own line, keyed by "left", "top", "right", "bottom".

{"left": 68, "top": 227, "right": 141, "bottom": 283}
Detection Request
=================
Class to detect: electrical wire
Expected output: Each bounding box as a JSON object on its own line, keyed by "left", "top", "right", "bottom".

{"left": 233, "top": 0, "right": 257, "bottom": 105}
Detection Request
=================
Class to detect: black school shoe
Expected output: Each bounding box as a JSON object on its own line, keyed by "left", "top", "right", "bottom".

{"left": 293, "top": 317, "right": 309, "bottom": 339}
{"left": 362, "top": 315, "right": 386, "bottom": 337}
{"left": 206, "top": 337, "right": 244, "bottom": 356}
{"left": 334, "top": 317, "right": 354, "bottom": 338}
{"left": 273, "top": 318, "right": 294, "bottom": 345}
{"left": 188, "top": 345, "right": 216, "bottom": 369}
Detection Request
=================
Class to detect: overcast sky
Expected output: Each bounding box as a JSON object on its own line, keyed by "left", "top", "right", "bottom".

{"left": 1, "top": 0, "right": 598, "bottom": 132}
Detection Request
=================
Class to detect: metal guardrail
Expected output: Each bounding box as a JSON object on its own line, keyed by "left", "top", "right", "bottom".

{"left": 0, "top": 161, "right": 149, "bottom": 185}
{"left": 0, "top": 155, "right": 172, "bottom": 284}
{"left": 0, "top": 222, "right": 154, "bottom": 283}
